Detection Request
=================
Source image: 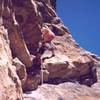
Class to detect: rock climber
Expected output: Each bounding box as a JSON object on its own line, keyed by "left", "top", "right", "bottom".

{"left": 37, "top": 25, "right": 56, "bottom": 59}
{"left": 41, "top": 25, "right": 55, "bottom": 43}
{"left": 27, "top": 25, "right": 56, "bottom": 75}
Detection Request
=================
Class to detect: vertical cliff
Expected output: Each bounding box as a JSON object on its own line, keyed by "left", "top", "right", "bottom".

{"left": 0, "top": 25, "right": 22, "bottom": 99}
{"left": 0, "top": 0, "right": 100, "bottom": 100}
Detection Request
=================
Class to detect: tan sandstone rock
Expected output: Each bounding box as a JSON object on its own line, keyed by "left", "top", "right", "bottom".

{"left": 0, "top": 0, "right": 100, "bottom": 99}
{"left": 0, "top": 25, "right": 22, "bottom": 100}
{"left": 13, "top": 58, "right": 27, "bottom": 89}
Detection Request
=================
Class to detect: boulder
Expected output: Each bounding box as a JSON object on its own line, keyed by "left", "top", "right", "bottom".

{"left": 13, "top": 58, "right": 27, "bottom": 89}
{"left": 41, "top": 49, "right": 97, "bottom": 85}
{"left": 23, "top": 74, "right": 41, "bottom": 92}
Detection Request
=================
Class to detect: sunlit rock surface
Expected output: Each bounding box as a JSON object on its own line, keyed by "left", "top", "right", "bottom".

{"left": 0, "top": 0, "right": 100, "bottom": 99}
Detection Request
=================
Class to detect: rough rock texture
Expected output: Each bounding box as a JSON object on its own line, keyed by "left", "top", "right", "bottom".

{"left": 24, "top": 56, "right": 100, "bottom": 100}
{"left": 0, "top": 0, "right": 100, "bottom": 100}
{"left": 0, "top": 26, "right": 22, "bottom": 99}
{"left": 23, "top": 82, "right": 100, "bottom": 100}
{"left": 13, "top": 58, "right": 27, "bottom": 89}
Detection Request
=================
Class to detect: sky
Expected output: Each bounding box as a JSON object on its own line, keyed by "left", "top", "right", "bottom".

{"left": 57, "top": 0, "right": 100, "bottom": 56}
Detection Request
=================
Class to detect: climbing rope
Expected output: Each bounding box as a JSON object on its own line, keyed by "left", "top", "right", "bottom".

{"left": 41, "top": 60, "right": 44, "bottom": 85}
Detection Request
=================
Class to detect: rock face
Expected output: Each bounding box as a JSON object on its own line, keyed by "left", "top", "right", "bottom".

{"left": 23, "top": 82, "right": 100, "bottom": 100}
{"left": 24, "top": 57, "right": 100, "bottom": 100}
{"left": 0, "top": 0, "right": 100, "bottom": 100}
{"left": 0, "top": 26, "right": 22, "bottom": 99}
